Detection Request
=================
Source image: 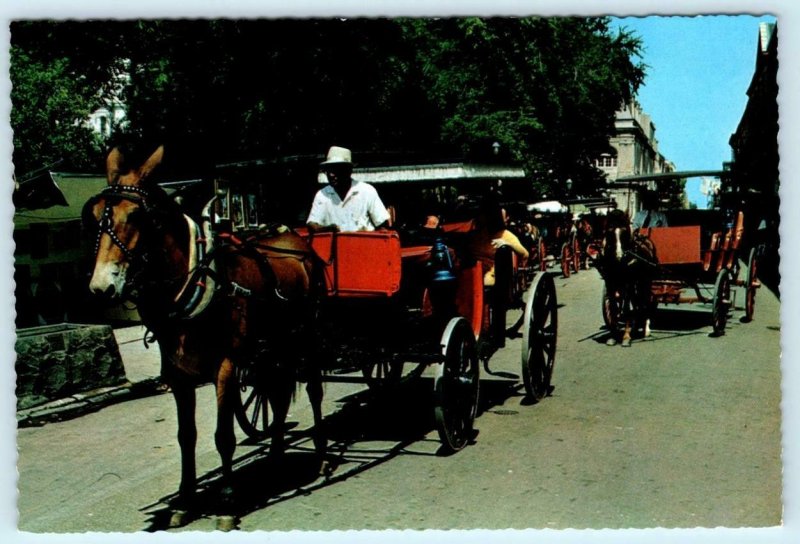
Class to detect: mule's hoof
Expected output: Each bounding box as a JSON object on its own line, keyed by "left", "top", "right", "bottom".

{"left": 216, "top": 515, "right": 238, "bottom": 532}
{"left": 606, "top": 338, "right": 618, "bottom": 346}
{"left": 169, "top": 510, "right": 189, "bottom": 528}
{"left": 320, "top": 459, "right": 334, "bottom": 478}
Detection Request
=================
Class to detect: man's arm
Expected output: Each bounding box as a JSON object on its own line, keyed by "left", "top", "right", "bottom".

{"left": 307, "top": 222, "right": 339, "bottom": 233}
{"left": 366, "top": 186, "right": 392, "bottom": 229}
{"left": 306, "top": 190, "right": 338, "bottom": 232}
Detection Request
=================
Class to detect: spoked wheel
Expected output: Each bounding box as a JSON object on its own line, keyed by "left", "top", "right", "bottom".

{"left": 362, "top": 359, "right": 404, "bottom": 390}
{"left": 521, "top": 272, "right": 558, "bottom": 401}
{"left": 234, "top": 365, "right": 269, "bottom": 439}
{"left": 434, "top": 317, "right": 480, "bottom": 454}
{"left": 744, "top": 246, "right": 759, "bottom": 322}
{"left": 712, "top": 268, "right": 732, "bottom": 336}
{"left": 572, "top": 237, "right": 581, "bottom": 274}
{"left": 602, "top": 283, "right": 622, "bottom": 330}
{"left": 560, "top": 242, "right": 571, "bottom": 278}
{"left": 537, "top": 238, "right": 547, "bottom": 271}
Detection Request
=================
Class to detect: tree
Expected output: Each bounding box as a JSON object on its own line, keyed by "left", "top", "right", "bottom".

{"left": 10, "top": 17, "right": 645, "bottom": 192}
{"left": 9, "top": 21, "right": 127, "bottom": 176}
{"left": 399, "top": 17, "right": 645, "bottom": 197}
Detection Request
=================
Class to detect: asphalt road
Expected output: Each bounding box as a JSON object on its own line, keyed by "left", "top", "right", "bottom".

{"left": 15, "top": 264, "right": 782, "bottom": 535}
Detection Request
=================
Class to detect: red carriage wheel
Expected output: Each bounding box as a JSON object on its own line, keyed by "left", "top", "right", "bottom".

{"left": 434, "top": 316, "right": 480, "bottom": 453}
{"left": 538, "top": 238, "right": 547, "bottom": 271}
{"left": 521, "top": 272, "right": 558, "bottom": 401}
{"left": 560, "top": 242, "right": 571, "bottom": 278}
{"left": 572, "top": 236, "right": 581, "bottom": 273}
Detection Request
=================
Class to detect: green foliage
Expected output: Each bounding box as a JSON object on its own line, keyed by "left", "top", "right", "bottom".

{"left": 10, "top": 17, "right": 645, "bottom": 195}
{"left": 400, "top": 17, "right": 645, "bottom": 196}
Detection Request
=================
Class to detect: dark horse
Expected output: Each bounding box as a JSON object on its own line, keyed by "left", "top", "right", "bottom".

{"left": 598, "top": 209, "right": 658, "bottom": 347}
{"left": 85, "top": 146, "right": 325, "bottom": 526}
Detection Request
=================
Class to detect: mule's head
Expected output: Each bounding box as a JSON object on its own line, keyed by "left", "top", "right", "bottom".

{"left": 601, "top": 209, "right": 632, "bottom": 265}
{"left": 85, "top": 146, "right": 164, "bottom": 299}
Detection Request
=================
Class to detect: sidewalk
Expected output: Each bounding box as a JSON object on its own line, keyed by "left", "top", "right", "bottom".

{"left": 17, "top": 325, "right": 165, "bottom": 427}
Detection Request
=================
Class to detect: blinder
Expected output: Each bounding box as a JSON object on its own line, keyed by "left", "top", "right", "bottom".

{"left": 83, "top": 185, "right": 152, "bottom": 261}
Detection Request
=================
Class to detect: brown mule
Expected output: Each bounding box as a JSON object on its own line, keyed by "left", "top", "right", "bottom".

{"left": 85, "top": 146, "right": 326, "bottom": 526}
{"left": 598, "top": 209, "right": 657, "bottom": 347}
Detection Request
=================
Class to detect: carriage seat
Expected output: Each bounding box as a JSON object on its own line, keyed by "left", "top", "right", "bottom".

{"left": 309, "top": 231, "right": 402, "bottom": 297}
{"left": 642, "top": 226, "right": 702, "bottom": 265}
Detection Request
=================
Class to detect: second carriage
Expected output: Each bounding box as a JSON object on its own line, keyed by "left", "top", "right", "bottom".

{"left": 601, "top": 207, "right": 761, "bottom": 337}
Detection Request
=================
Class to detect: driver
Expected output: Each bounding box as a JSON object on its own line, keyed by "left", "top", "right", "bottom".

{"left": 306, "top": 146, "right": 391, "bottom": 233}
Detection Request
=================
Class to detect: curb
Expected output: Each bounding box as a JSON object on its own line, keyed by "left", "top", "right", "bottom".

{"left": 17, "top": 377, "right": 168, "bottom": 428}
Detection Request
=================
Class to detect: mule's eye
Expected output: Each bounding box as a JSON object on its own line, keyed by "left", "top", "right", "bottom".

{"left": 126, "top": 209, "right": 145, "bottom": 223}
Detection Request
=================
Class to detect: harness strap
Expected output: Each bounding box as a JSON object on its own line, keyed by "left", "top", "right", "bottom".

{"left": 170, "top": 214, "right": 218, "bottom": 320}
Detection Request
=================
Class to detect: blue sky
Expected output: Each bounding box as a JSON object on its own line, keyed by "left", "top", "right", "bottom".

{"left": 610, "top": 14, "right": 777, "bottom": 208}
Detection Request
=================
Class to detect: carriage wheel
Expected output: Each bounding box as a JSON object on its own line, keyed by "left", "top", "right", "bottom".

{"left": 602, "top": 283, "right": 622, "bottom": 330}
{"left": 434, "top": 317, "right": 480, "bottom": 454}
{"left": 572, "top": 237, "right": 581, "bottom": 273}
{"left": 560, "top": 243, "right": 571, "bottom": 278}
{"left": 234, "top": 366, "right": 269, "bottom": 439}
{"left": 521, "top": 272, "right": 558, "bottom": 401}
{"left": 744, "top": 247, "right": 758, "bottom": 322}
{"left": 362, "top": 359, "right": 403, "bottom": 390}
{"left": 537, "top": 239, "right": 547, "bottom": 271}
{"left": 711, "top": 268, "right": 732, "bottom": 336}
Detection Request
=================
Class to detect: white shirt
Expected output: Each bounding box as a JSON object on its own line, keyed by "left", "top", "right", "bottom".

{"left": 306, "top": 179, "right": 391, "bottom": 232}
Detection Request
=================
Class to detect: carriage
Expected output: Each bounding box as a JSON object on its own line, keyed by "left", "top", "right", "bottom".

{"left": 225, "top": 160, "right": 560, "bottom": 454}
{"left": 601, "top": 207, "right": 760, "bottom": 337}
{"left": 525, "top": 202, "right": 581, "bottom": 278}
{"left": 565, "top": 197, "right": 618, "bottom": 271}
{"left": 83, "top": 147, "right": 561, "bottom": 527}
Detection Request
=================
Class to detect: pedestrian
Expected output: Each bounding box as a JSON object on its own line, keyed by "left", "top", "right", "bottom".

{"left": 306, "top": 146, "right": 391, "bottom": 233}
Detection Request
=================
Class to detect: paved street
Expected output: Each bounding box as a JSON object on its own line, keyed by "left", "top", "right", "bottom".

{"left": 15, "top": 264, "right": 782, "bottom": 535}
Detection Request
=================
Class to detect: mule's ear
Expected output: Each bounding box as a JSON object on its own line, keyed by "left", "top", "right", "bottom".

{"left": 137, "top": 145, "right": 165, "bottom": 183}
{"left": 106, "top": 147, "right": 124, "bottom": 184}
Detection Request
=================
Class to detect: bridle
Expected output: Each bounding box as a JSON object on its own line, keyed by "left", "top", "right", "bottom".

{"left": 85, "top": 183, "right": 218, "bottom": 319}
{"left": 87, "top": 184, "right": 152, "bottom": 262}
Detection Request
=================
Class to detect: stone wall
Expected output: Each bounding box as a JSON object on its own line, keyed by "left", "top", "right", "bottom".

{"left": 15, "top": 324, "right": 128, "bottom": 411}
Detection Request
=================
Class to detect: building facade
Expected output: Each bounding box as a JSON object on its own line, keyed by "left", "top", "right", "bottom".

{"left": 596, "top": 101, "right": 676, "bottom": 215}
{"left": 727, "top": 22, "right": 779, "bottom": 290}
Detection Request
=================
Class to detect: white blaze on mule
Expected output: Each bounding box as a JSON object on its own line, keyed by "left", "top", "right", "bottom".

{"left": 89, "top": 261, "right": 127, "bottom": 297}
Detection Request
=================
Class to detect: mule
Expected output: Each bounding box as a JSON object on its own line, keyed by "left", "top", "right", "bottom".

{"left": 85, "top": 146, "right": 326, "bottom": 525}
{"left": 598, "top": 209, "right": 657, "bottom": 347}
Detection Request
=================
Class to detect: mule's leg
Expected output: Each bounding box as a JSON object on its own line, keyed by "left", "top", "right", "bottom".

{"left": 170, "top": 379, "right": 197, "bottom": 520}
{"left": 214, "top": 357, "right": 238, "bottom": 509}
{"left": 622, "top": 320, "right": 633, "bottom": 347}
{"left": 306, "top": 368, "right": 329, "bottom": 475}
{"left": 266, "top": 364, "right": 293, "bottom": 457}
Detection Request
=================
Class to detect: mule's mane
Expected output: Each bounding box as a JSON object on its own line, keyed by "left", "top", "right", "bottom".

{"left": 605, "top": 209, "right": 630, "bottom": 231}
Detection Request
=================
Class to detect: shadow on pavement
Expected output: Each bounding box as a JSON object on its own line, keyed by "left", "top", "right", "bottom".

{"left": 141, "top": 373, "right": 526, "bottom": 531}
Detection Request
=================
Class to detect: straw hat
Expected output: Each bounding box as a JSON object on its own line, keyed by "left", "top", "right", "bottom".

{"left": 320, "top": 146, "right": 352, "bottom": 168}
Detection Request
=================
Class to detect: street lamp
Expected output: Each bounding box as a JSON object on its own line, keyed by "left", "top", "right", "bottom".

{"left": 492, "top": 141, "right": 501, "bottom": 156}
{"left": 565, "top": 178, "right": 573, "bottom": 195}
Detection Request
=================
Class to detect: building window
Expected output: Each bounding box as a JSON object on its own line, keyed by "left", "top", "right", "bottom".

{"left": 597, "top": 155, "right": 617, "bottom": 168}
